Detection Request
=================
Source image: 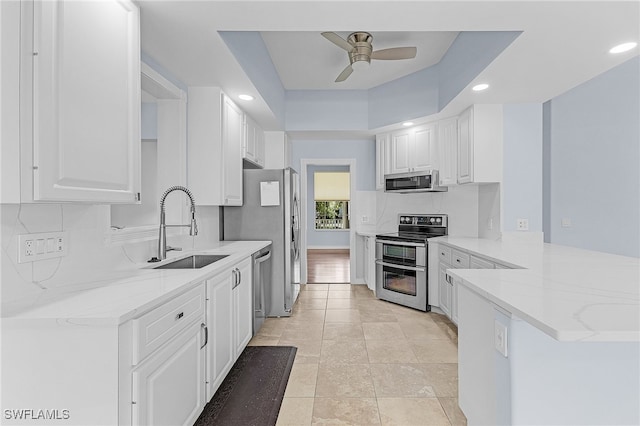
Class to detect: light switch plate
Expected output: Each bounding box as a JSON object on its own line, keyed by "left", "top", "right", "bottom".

{"left": 494, "top": 320, "right": 508, "bottom": 357}
{"left": 18, "top": 232, "right": 68, "bottom": 263}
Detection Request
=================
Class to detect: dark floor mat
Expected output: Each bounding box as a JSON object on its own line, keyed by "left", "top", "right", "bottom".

{"left": 194, "top": 346, "right": 297, "bottom": 426}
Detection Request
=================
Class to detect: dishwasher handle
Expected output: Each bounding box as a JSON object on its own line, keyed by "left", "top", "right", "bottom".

{"left": 254, "top": 250, "right": 271, "bottom": 313}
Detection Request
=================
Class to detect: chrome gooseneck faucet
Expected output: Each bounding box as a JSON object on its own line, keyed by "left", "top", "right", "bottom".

{"left": 157, "top": 186, "right": 198, "bottom": 261}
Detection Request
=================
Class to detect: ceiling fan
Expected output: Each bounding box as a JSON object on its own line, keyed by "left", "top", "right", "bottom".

{"left": 321, "top": 31, "right": 417, "bottom": 82}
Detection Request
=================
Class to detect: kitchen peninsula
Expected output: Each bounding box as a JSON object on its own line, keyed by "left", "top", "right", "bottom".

{"left": 433, "top": 237, "right": 640, "bottom": 425}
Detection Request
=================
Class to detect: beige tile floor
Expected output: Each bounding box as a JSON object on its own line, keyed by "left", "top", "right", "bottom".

{"left": 248, "top": 283, "right": 467, "bottom": 426}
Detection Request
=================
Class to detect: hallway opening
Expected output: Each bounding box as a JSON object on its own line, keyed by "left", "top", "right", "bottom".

{"left": 307, "top": 248, "right": 350, "bottom": 283}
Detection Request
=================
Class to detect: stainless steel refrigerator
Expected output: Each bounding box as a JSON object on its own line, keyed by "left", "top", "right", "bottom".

{"left": 222, "top": 168, "right": 300, "bottom": 317}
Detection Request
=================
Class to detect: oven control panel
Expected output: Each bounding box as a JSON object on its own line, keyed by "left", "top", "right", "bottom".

{"left": 399, "top": 214, "right": 447, "bottom": 227}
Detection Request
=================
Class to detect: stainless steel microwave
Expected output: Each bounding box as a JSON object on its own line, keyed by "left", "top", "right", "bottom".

{"left": 384, "top": 170, "right": 448, "bottom": 193}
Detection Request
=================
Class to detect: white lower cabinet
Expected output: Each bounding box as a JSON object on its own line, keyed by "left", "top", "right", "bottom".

{"left": 131, "top": 284, "right": 207, "bottom": 426}
{"left": 432, "top": 244, "right": 511, "bottom": 325}
{"left": 438, "top": 263, "right": 451, "bottom": 317}
{"left": 233, "top": 257, "right": 253, "bottom": 357}
{"left": 132, "top": 320, "right": 206, "bottom": 426}
{"left": 364, "top": 236, "right": 377, "bottom": 292}
{"left": 205, "top": 256, "right": 253, "bottom": 400}
{"left": 205, "top": 269, "right": 234, "bottom": 400}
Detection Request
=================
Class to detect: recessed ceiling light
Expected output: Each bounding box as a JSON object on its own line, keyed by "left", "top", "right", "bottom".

{"left": 472, "top": 83, "right": 490, "bottom": 92}
{"left": 609, "top": 42, "right": 637, "bottom": 54}
{"left": 238, "top": 94, "right": 254, "bottom": 101}
{"left": 402, "top": 121, "right": 414, "bottom": 127}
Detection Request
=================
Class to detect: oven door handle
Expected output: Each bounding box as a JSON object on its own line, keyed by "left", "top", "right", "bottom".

{"left": 375, "top": 260, "right": 425, "bottom": 272}
{"left": 375, "top": 239, "right": 425, "bottom": 248}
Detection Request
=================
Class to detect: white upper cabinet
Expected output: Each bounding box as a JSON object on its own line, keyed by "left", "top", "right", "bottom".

{"left": 437, "top": 117, "right": 458, "bottom": 186}
{"left": 20, "top": 0, "right": 141, "bottom": 203}
{"left": 457, "top": 105, "right": 503, "bottom": 184}
{"left": 389, "top": 123, "right": 437, "bottom": 174}
{"left": 243, "top": 114, "right": 265, "bottom": 168}
{"left": 375, "top": 133, "right": 391, "bottom": 190}
{"left": 188, "top": 87, "right": 244, "bottom": 206}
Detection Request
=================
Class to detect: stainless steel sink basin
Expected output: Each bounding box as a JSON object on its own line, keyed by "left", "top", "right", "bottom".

{"left": 153, "top": 254, "right": 229, "bottom": 269}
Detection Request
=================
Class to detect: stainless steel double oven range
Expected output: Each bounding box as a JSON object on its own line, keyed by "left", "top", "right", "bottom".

{"left": 375, "top": 214, "right": 448, "bottom": 311}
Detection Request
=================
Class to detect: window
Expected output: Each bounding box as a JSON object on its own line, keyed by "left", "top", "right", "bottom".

{"left": 314, "top": 172, "right": 350, "bottom": 230}
{"left": 315, "top": 200, "right": 350, "bottom": 230}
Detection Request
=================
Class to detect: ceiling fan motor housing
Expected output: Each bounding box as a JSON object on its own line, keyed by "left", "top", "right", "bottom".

{"left": 348, "top": 32, "right": 373, "bottom": 65}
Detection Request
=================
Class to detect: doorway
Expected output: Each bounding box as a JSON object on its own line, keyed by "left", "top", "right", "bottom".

{"left": 300, "top": 159, "right": 357, "bottom": 285}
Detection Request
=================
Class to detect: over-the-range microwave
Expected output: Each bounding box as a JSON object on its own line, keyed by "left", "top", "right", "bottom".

{"left": 384, "top": 170, "right": 448, "bottom": 193}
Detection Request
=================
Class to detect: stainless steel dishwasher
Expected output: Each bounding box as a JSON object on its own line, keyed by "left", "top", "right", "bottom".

{"left": 253, "top": 245, "right": 272, "bottom": 335}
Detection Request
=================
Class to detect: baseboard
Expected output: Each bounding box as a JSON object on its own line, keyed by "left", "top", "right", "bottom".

{"left": 307, "top": 246, "right": 350, "bottom": 250}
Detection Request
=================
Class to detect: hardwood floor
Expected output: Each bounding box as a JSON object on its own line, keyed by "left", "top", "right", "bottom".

{"left": 307, "top": 249, "right": 350, "bottom": 283}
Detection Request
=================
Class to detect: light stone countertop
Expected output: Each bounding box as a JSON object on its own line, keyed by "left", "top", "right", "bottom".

{"left": 432, "top": 236, "right": 640, "bottom": 342}
{"left": 1, "top": 241, "right": 271, "bottom": 325}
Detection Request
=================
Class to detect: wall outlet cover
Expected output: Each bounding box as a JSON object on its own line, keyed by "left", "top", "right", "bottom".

{"left": 18, "top": 232, "right": 68, "bottom": 263}
{"left": 516, "top": 218, "right": 529, "bottom": 231}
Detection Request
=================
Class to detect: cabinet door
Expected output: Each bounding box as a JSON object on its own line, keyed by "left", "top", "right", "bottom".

{"left": 366, "top": 237, "right": 377, "bottom": 292}
{"left": 390, "top": 130, "right": 411, "bottom": 174}
{"left": 457, "top": 107, "right": 473, "bottom": 184}
{"left": 438, "top": 117, "right": 458, "bottom": 186}
{"left": 451, "top": 275, "right": 459, "bottom": 325}
{"left": 243, "top": 114, "right": 257, "bottom": 163}
{"left": 438, "top": 264, "right": 451, "bottom": 317}
{"left": 29, "top": 0, "right": 141, "bottom": 202}
{"left": 233, "top": 257, "right": 253, "bottom": 357}
{"left": 206, "top": 271, "right": 234, "bottom": 400}
{"left": 132, "top": 320, "right": 206, "bottom": 426}
{"left": 222, "top": 96, "right": 243, "bottom": 205}
{"left": 412, "top": 124, "right": 437, "bottom": 171}
{"left": 375, "top": 133, "right": 390, "bottom": 190}
{"left": 255, "top": 125, "right": 265, "bottom": 167}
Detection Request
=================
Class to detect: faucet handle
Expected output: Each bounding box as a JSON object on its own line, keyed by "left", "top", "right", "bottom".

{"left": 166, "top": 246, "right": 182, "bottom": 252}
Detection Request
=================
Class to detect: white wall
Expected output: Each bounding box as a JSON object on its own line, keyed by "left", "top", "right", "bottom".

{"left": 502, "top": 103, "right": 543, "bottom": 233}
{"left": 546, "top": 56, "right": 639, "bottom": 257}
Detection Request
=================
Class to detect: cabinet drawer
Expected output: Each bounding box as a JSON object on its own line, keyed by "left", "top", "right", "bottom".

{"left": 451, "top": 249, "right": 470, "bottom": 268}
{"left": 133, "top": 284, "right": 205, "bottom": 365}
{"left": 470, "top": 255, "right": 494, "bottom": 269}
{"left": 438, "top": 245, "right": 452, "bottom": 264}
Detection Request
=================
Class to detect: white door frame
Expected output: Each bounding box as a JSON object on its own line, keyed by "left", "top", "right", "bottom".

{"left": 300, "top": 158, "right": 357, "bottom": 284}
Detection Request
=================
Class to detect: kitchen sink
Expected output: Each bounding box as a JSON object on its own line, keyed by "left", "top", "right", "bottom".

{"left": 153, "top": 254, "right": 229, "bottom": 269}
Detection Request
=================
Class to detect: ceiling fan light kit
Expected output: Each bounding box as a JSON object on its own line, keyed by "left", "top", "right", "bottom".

{"left": 321, "top": 31, "right": 417, "bottom": 82}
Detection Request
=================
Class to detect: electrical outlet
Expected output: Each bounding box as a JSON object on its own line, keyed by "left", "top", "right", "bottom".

{"left": 361, "top": 215, "right": 369, "bottom": 223}
{"left": 24, "top": 240, "right": 34, "bottom": 257}
{"left": 561, "top": 218, "right": 572, "bottom": 228}
{"left": 18, "top": 232, "right": 67, "bottom": 263}
{"left": 487, "top": 218, "right": 493, "bottom": 230}
{"left": 516, "top": 218, "right": 529, "bottom": 231}
{"left": 494, "top": 320, "right": 508, "bottom": 357}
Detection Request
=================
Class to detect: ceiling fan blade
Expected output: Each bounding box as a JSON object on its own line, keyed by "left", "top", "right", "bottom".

{"left": 321, "top": 32, "right": 353, "bottom": 52}
{"left": 371, "top": 46, "right": 417, "bottom": 60}
{"left": 335, "top": 64, "right": 353, "bottom": 82}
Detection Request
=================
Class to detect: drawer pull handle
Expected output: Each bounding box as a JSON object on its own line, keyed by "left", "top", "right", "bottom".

{"left": 441, "top": 252, "right": 445, "bottom": 256}
{"left": 456, "top": 259, "right": 461, "bottom": 263}
{"left": 175, "top": 312, "right": 184, "bottom": 320}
